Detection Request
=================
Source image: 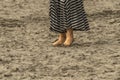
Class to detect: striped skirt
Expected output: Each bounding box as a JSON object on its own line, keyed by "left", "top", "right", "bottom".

{"left": 49, "top": 0, "right": 90, "bottom": 33}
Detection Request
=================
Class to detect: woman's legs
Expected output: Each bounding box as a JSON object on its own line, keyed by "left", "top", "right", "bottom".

{"left": 52, "top": 28, "right": 74, "bottom": 46}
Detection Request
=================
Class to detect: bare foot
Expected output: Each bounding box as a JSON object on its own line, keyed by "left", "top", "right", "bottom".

{"left": 63, "top": 28, "right": 74, "bottom": 46}
{"left": 52, "top": 33, "right": 66, "bottom": 46}
{"left": 63, "top": 38, "right": 74, "bottom": 46}
{"left": 53, "top": 39, "right": 65, "bottom": 46}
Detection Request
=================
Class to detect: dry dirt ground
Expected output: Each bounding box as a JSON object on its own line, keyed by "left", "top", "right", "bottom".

{"left": 0, "top": 0, "right": 120, "bottom": 80}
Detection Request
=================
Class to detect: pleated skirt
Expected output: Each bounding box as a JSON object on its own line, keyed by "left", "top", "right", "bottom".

{"left": 49, "top": 0, "right": 90, "bottom": 33}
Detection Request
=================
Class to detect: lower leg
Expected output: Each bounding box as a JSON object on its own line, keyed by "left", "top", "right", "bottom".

{"left": 53, "top": 33, "right": 66, "bottom": 46}
{"left": 64, "top": 28, "right": 74, "bottom": 46}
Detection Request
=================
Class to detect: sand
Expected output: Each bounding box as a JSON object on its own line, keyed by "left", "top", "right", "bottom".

{"left": 0, "top": 0, "right": 120, "bottom": 80}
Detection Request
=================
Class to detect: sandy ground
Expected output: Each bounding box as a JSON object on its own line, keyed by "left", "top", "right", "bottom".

{"left": 0, "top": 0, "right": 120, "bottom": 80}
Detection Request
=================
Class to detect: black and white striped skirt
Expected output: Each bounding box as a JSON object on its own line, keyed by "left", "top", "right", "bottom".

{"left": 49, "top": 0, "right": 90, "bottom": 33}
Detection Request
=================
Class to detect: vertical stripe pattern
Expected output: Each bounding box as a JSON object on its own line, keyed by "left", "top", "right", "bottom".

{"left": 49, "top": 0, "right": 90, "bottom": 33}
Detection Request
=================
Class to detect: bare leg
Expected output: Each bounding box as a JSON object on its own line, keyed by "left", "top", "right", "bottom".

{"left": 53, "top": 33, "right": 66, "bottom": 46}
{"left": 64, "top": 28, "right": 74, "bottom": 46}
